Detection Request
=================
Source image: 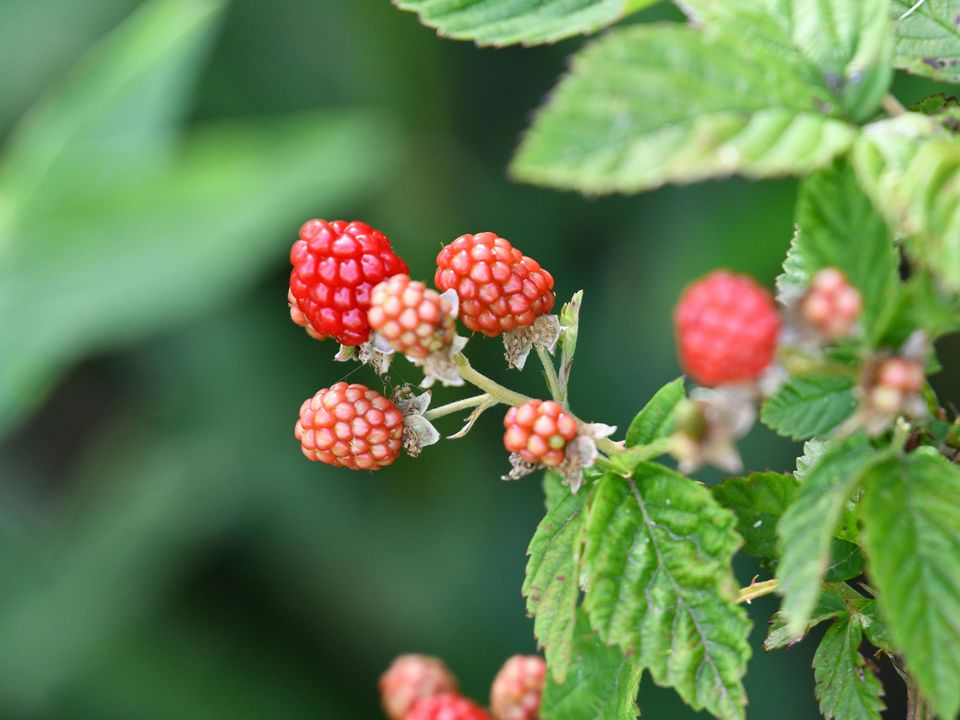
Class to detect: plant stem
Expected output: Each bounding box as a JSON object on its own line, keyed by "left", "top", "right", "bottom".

{"left": 738, "top": 578, "right": 778, "bottom": 604}
{"left": 597, "top": 437, "right": 625, "bottom": 456}
{"left": 454, "top": 354, "right": 531, "bottom": 407}
{"left": 424, "top": 394, "right": 493, "bottom": 421}
{"left": 536, "top": 345, "right": 564, "bottom": 404}
{"left": 882, "top": 93, "right": 907, "bottom": 117}
{"left": 907, "top": 674, "right": 929, "bottom": 720}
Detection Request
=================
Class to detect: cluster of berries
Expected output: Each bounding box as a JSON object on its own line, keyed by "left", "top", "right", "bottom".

{"left": 379, "top": 654, "right": 546, "bottom": 720}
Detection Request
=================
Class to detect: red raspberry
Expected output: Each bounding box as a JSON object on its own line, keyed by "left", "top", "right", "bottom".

{"left": 800, "top": 268, "right": 863, "bottom": 340}
{"left": 435, "top": 233, "right": 554, "bottom": 337}
{"left": 503, "top": 400, "right": 578, "bottom": 468}
{"left": 674, "top": 270, "right": 781, "bottom": 387}
{"left": 380, "top": 655, "right": 458, "bottom": 720}
{"left": 369, "top": 275, "right": 456, "bottom": 358}
{"left": 289, "top": 219, "right": 408, "bottom": 346}
{"left": 295, "top": 382, "right": 404, "bottom": 470}
{"left": 490, "top": 656, "right": 546, "bottom": 720}
{"left": 405, "top": 694, "right": 492, "bottom": 720}
{"left": 288, "top": 288, "right": 327, "bottom": 341}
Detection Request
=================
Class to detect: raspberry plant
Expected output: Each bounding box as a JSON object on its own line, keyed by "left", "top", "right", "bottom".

{"left": 289, "top": 2, "right": 960, "bottom": 718}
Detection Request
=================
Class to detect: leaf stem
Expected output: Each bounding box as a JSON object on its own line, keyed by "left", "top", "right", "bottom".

{"left": 907, "top": 674, "right": 929, "bottom": 720}
{"left": 536, "top": 345, "right": 564, "bottom": 404}
{"left": 882, "top": 93, "right": 907, "bottom": 117}
{"left": 453, "top": 354, "right": 531, "bottom": 407}
{"left": 424, "top": 393, "right": 494, "bottom": 421}
{"left": 738, "top": 578, "right": 779, "bottom": 604}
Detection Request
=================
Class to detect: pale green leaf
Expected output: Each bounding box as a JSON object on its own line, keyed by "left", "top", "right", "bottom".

{"left": 540, "top": 610, "right": 641, "bottom": 720}
{"left": 523, "top": 484, "right": 586, "bottom": 683}
{"left": 681, "top": 0, "right": 895, "bottom": 121}
{"left": 625, "top": 377, "right": 685, "bottom": 448}
{"left": 861, "top": 451, "right": 960, "bottom": 719}
{"left": 392, "top": 0, "right": 657, "bottom": 47}
{"left": 761, "top": 375, "right": 857, "bottom": 440}
{"left": 852, "top": 113, "right": 960, "bottom": 291}
{"left": 892, "top": 0, "right": 960, "bottom": 82}
{"left": 713, "top": 472, "right": 798, "bottom": 560}
{"left": 813, "top": 616, "right": 885, "bottom": 720}
{"left": 583, "top": 465, "right": 751, "bottom": 720}
{"left": 776, "top": 437, "right": 883, "bottom": 637}
{"left": 511, "top": 25, "right": 856, "bottom": 195}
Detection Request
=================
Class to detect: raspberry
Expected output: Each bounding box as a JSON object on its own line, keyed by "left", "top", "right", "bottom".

{"left": 800, "top": 268, "right": 863, "bottom": 340}
{"left": 295, "top": 382, "right": 404, "bottom": 470}
{"left": 289, "top": 219, "right": 408, "bottom": 346}
{"left": 369, "top": 275, "right": 457, "bottom": 358}
{"left": 380, "top": 655, "right": 458, "bottom": 720}
{"left": 405, "top": 694, "right": 492, "bottom": 720}
{"left": 288, "top": 288, "right": 326, "bottom": 341}
{"left": 435, "top": 233, "right": 554, "bottom": 337}
{"left": 870, "top": 357, "right": 926, "bottom": 414}
{"left": 674, "top": 270, "right": 781, "bottom": 387}
{"left": 503, "top": 400, "right": 578, "bottom": 468}
{"left": 490, "top": 656, "right": 546, "bottom": 720}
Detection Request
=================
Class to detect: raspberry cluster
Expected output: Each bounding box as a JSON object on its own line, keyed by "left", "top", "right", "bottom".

{"left": 405, "top": 694, "right": 492, "bottom": 720}
{"left": 490, "top": 655, "right": 546, "bottom": 720}
{"left": 369, "top": 274, "right": 456, "bottom": 358}
{"left": 380, "top": 655, "right": 459, "bottom": 720}
{"left": 870, "top": 357, "right": 926, "bottom": 414}
{"left": 503, "top": 400, "right": 578, "bottom": 468}
{"left": 435, "top": 233, "right": 555, "bottom": 337}
{"left": 800, "top": 267, "right": 863, "bottom": 340}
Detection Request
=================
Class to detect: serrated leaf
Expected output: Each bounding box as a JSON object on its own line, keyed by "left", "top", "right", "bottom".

{"left": 765, "top": 583, "right": 859, "bottom": 650}
{"left": 825, "top": 539, "right": 866, "bottom": 582}
{"left": 583, "top": 465, "right": 751, "bottom": 720}
{"left": 860, "top": 451, "right": 960, "bottom": 719}
{"left": 892, "top": 0, "right": 960, "bottom": 82}
{"left": 852, "top": 113, "right": 960, "bottom": 292}
{"left": 540, "top": 610, "right": 642, "bottom": 720}
{"left": 813, "top": 616, "right": 885, "bottom": 720}
{"left": 776, "top": 437, "right": 883, "bottom": 637}
{"left": 625, "top": 377, "right": 685, "bottom": 448}
{"left": 511, "top": 24, "right": 856, "bottom": 195}
{"left": 713, "top": 472, "right": 798, "bottom": 560}
{"left": 524, "top": 483, "right": 586, "bottom": 683}
{"left": 392, "top": 0, "right": 657, "bottom": 47}
{"left": 681, "top": 0, "right": 894, "bottom": 121}
{"left": 858, "top": 600, "right": 896, "bottom": 653}
{"left": 761, "top": 375, "right": 858, "bottom": 440}
{"left": 788, "top": 159, "right": 900, "bottom": 342}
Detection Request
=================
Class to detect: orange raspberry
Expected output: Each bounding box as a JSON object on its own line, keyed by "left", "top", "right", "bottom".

{"left": 369, "top": 275, "right": 457, "bottom": 358}
{"left": 490, "top": 656, "right": 546, "bottom": 720}
{"left": 380, "top": 655, "right": 458, "bottom": 720}
{"left": 503, "top": 400, "right": 578, "bottom": 468}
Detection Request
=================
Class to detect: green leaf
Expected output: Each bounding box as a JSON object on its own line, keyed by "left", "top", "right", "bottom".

{"left": 681, "top": 0, "right": 894, "bottom": 121}
{"left": 392, "top": 0, "right": 657, "bottom": 47}
{"left": 765, "top": 583, "right": 859, "bottom": 651}
{"left": 860, "top": 451, "right": 960, "bottom": 719}
{"left": 824, "top": 539, "right": 865, "bottom": 582}
{"left": 858, "top": 600, "right": 895, "bottom": 653}
{"left": 776, "top": 437, "right": 883, "bottom": 638}
{"left": 625, "top": 377, "right": 685, "bottom": 447}
{"left": 540, "top": 610, "right": 642, "bottom": 720}
{"left": 713, "top": 472, "right": 798, "bottom": 560}
{"left": 583, "top": 465, "right": 751, "bottom": 720}
{"left": 892, "top": 0, "right": 960, "bottom": 83}
{"left": 852, "top": 113, "right": 960, "bottom": 292}
{"left": 558, "top": 290, "right": 583, "bottom": 402}
{"left": 523, "top": 483, "right": 586, "bottom": 683}
{"left": 813, "top": 616, "right": 885, "bottom": 720}
{"left": 761, "top": 375, "right": 857, "bottom": 440}
{"left": 511, "top": 24, "right": 856, "bottom": 195}
{"left": 786, "top": 159, "right": 900, "bottom": 342}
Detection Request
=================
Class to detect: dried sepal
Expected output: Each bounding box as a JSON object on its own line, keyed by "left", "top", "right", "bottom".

{"left": 392, "top": 386, "right": 440, "bottom": 457}
{"left": 503, "top": 314, "right": 562, "bottom": 370}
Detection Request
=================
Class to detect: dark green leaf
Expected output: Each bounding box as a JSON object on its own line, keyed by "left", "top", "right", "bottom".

{"left": 825, "top": 539, "right": 865, "bottom": 582}
{"left": 625, "top": 377, "right": 685, "bottom": 447}
{"left": 813, "top": 616, "right": 885, "bottom": 720}
{"left": 858, "top": 600, "right": 895, "bottom": 653}
{"left": 761, "top": 375, "right": 857, "bottom": 440}
{"left": 713, "top": 472, "right": 798, "bottom": 559}
{"left": 765, "top": 583, "right": 860, "bottom": 651}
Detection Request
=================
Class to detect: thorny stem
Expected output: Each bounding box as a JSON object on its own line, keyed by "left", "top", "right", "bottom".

{"left": 424, "top": 394, "right": 493, "bottom": 421}
{"left": 738, "top": 578, "right": 779, "bottom": 604}
{"left": 536, "top": 345, "right": 564, "bottom": 404}
{"left": 453, "top": 354, "right": 532, "bottom": 407}
{"left": 883, "top": 93, "right": 907, "bottom": 117}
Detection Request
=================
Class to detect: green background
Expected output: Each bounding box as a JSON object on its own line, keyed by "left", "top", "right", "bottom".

{"left": 0, "top": 1, "right": 956, "bottom": 717}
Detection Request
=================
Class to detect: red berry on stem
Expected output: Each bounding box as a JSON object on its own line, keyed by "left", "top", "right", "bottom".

{"left": 380, "top": 655, "right": 459, "bottom": 720}
{"left": 503, "top": 400, "right": 578, "bottom": 468}
{"left": 435, "top": 233, "right": 555, "bottom": 337}
{"left": 490, "top": 655, "right": 546, "bottom": 720}
{"left": 289, "top": 219, "right": 408, "bottom": 346}
{"left": 405, "top": 694, "right": 492, "bottom": 720}
{"left": 369, "top": 275, "right": 457, "bottom": 358}
{"left": 295, "top": 382, "right": 404, "bottom": 470}
{"left": 674, "top": 270, "right": 781, "bottom": 387}
{"left": 800, "top": 267, "right": 863, "bottom": 340}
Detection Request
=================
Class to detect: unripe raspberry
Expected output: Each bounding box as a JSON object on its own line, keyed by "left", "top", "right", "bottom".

{"left": 435, "top": 233, "right": 555, "bottom": 337}
{"left": 869, "top": 357, "right": 926, "bottom": 414}
{"left": 800, "top": 268, "right": 863, "bottom": 340}
{"left": 289, "top": 219, "right": 408, "bottom": 346}
{"left": 503, "top": 400, "right": 578, "bottom": 468}
{"left": 380, "top": 655, "right": 458, "bottom": 720}
{"left": 674, "top": 270, "right": 781, "bottom": 387}
{"left": 405, "top": 694, "right": 492, "bottom": 720}
{"left": 295, "top": 382, "right": 404, "bottom": 470}
{"left": 369, "top": 275, "right": 457, "bottom": 358}
{"left": 490, "top": 656, "right": 546, "bottom": 720}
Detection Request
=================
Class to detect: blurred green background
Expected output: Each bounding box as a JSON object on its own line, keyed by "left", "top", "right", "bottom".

{"left": 1, "top": 1, "right": 957, "bottom": 718}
